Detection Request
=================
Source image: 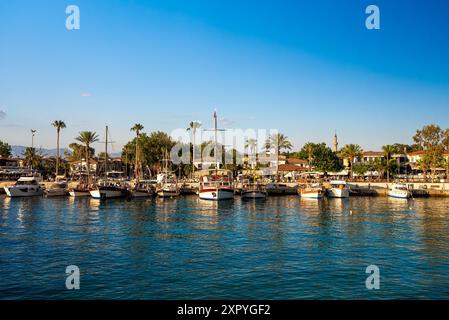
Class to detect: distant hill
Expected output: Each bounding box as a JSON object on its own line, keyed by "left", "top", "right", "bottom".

{"left": 11, "top": 145, "right": 121, "bottom": 158}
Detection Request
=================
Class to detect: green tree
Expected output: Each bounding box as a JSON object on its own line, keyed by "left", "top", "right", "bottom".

{"left": 187, "top": 121, "right": 202, "bottom": 176}
{"left": 65, "top": 143, "right": 95, "bottom": 162}
{"left": 23, "top": 147, "right": 42, "bottom": 169}
{"left": 131, "top": 123, "right": 144, "bottom": 180}
{"left": 382, "top": 145, "right": 396, "bottom": 182}
{"left": 413, "top": 124, "right": 444, "bottom": 181}
{"left": 122, "top": 131, "right": 175, "bottom": 174}
{"left": 352, "top": 162, "right": 370, "bottom": 178}
{"left": 245, "top": 138, "right": 258, "bottom": 168}
{"left": 339, "top": 144, "right": 363, "bottom": 178}
{"left": 297, "top": 142, "right": 342, "bottom": 173}
{"left": 265, "top": 133, "right": 292, "bottom": 178}
{"left": 52, "top": 120, "right": 66, "bottom": 176}
{"left": 0, "top": 140, "right": 12, "bottom": 158}
{"left": 75, "top": 131, "right": 99, "bottom": 181}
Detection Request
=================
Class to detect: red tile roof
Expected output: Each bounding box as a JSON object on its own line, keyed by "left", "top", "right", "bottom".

{"left": 278, "top": 164, "right": 309, "bottom": 172}
{"left": 363, "top": 151, "right": 384, "bottom": 157}
{"left": 287, "top": 158, "right": 308, "bottom": 164}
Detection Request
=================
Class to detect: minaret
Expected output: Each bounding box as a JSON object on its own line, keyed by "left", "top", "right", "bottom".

{"left": 333, "top": 132, "right": 338, "bottom": 153}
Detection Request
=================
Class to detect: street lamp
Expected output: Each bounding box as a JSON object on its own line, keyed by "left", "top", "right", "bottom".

{"left": 31, "top": 129, "right": 36, "bottom": 149}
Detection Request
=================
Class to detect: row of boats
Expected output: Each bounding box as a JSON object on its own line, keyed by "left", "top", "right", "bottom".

{"left": 2, "top": 175, "right": 356, "bottom": 200}
{"left": 2, "top": 176, "right": 413, "bottom": 200}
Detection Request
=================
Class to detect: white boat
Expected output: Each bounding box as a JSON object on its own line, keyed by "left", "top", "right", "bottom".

{"left": 90, "top": 127, "right": 129, "bottom": 200}
{"left": 132, "top": 180, "right": 156, "bottom": 198}
{"left": 156, "top": 157, "right": 180, "bottom": 198}
{"left": 156, "top": 183, "right": 179, "bottom": 198}
{"left": 68, "top": 173, "right": 91, "bottom": 197}
{"left": 45, "top": 181, "right": 68, "bottom": 197}
{"left": 197, "top": 112, "right": 234, "bottom": 201}
{"left": 69, "top": 184, "right": 91, "bottom": 197}
{"left": 327, "top": 180, "right": 350, "bottom": 198}
{"left": 199, "top": 175, "right": 234, "bottom": 200}
{"left": 299, "top": 183, "right": 324, "bottom": 199}
{"left": 4, "top": 176, "right": 44, "bottom": 197}
{"left": 387, "top": 183, "right": 412, "bottom": 199}
{"left": 90, "top": 180, "right": 129, "bottom": 199}
{"left": 241, "top": 181, "right": 267, "bottom": 199}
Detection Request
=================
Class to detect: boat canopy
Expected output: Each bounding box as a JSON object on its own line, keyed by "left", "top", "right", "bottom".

{"left": 18, "top": 177, "right": 39, "bottom": 182}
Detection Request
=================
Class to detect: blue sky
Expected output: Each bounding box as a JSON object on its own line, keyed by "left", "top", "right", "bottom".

{"left": 0, "top": 0, "right": 448, "bottom": 153}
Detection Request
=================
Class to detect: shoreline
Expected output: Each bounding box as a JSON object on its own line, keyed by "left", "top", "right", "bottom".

{"left": 1, "top": 181, "right": 449, "bottom": 197}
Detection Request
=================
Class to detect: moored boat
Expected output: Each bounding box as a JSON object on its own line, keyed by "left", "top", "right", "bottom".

{"left": 45, "top": 181, "right": 69, "bottom": 197}
{"left": 299, "top": 183, "right": 325, "bottom": 199}
{"left": 327, "top": 180, "right": 350, "bottom": 198}
{"left": 90, "top": 180, "right": 129, "bottom": 199}
{"left": 241, "top": 180, "right": 267, "bottom": 199}
{"left": 132, "top": 180, "right": 156, "bottom": 198}
{"left": 4, "top": 176, "right": 44, "bottom": 197}
{"left": 387, "top": 183, "right": 412, "bottom": 199}
{"left": 198, "top": 174, "right": 234, "bottom": 201}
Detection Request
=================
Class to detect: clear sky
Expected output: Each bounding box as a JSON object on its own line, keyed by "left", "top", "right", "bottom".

{"left": 1, "top": 0, "right": 448, "bottom": 153}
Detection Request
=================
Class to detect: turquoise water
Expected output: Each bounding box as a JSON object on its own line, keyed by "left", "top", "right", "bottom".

{"left": 1, "top": 195, "right": 449, "bottom": 299}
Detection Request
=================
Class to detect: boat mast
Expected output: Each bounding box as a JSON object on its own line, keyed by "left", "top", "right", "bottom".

{"left": 105, "top": 125, "right": 108, "bottom": 179}
{"left": 214, "top": 111, "right": 218, "bottom": 176}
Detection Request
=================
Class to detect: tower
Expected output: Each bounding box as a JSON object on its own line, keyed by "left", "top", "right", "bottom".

{"left": 333, "top": 132, "right": 338, "bottom": 153}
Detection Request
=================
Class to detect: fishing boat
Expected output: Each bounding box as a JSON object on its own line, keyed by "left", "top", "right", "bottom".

{"left": 241, "top": 181, "right": 267, "bottom": 199}
{"left": 69, "top": 182, "right": 91, "bottom": 197}
{"left": 132, "top": 180, "right": 156, "bottom": 198}
{"left": 45, "top": 180, "right": 69, "bottom": 197}
{"left": 197, "top": 111, "right": 234, "bottom": 201}
{"left": 156, "top": 153, "right": 180, "bottom": 198}
{"left": 199, "top": 173, "right": 234, "bottom": 200}
{"left": 387, "top": 183, "right": 412, "bottom": 199}
{"left": 265, "top": 183, "right": 298, "bottom": 195}
{"left": 90, "top": 179, "right": 129, "bottom": 199}
{"left": 327, "top": 180, "right": 350, "bottom": 198}
{"left": 89, "top": 126, "right": 129, "bottom": 199}
{"left": 179, "top": 182, "right": 198, "bottom": 195}
{"left": 299, "top": 183, "right": 325, "bottom": 199}
{"left": 4, "top": 176, "right": 44, "bottom": 197}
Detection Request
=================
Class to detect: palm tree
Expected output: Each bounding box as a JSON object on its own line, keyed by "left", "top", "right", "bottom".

{"left": 265, "top": 133, "right": 293, "bottom": 179}
{"left": 187, "top": 121, "right": 202, "bottom": 178}
{"left": 245, "top": 138, "right": 258, "bottom": 169}
{"left": 52, "top": 120, "right": 66, "bottom": 177}
{"left": 131, "top": 123, "right": 144, "bottom": 181}
{"left": 382, "top": 145, "right": 396, "bottom": 182}
{"left": 24, "top": 147, "right": 41, "bottom": 169}
{"left": 75, "top": 131, "right": 99, "bottom": 183}
{"left": 339, "top": 144, "right": 363, "bottom": 179}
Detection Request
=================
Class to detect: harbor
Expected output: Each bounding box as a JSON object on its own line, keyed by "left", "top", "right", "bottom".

{"left": 2, "top": 195, "right": 449, "bottom": 299}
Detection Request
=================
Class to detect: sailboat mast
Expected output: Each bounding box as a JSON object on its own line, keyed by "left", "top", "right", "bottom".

{"left": 214, "top": 111, "right": 218, "bottom": 175}
{"left": 105, "top": 125, "right": 109, "bottom": 177}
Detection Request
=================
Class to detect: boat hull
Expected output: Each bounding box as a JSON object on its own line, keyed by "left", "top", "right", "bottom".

{"left": 45, "top": 189, "right": 68, "bottom": 197}
{"left": 241, "top": 190, "right": 267, "bottom": 199}
{"left": 327, "top": 188, "right": 349, "bottom": 198}
{"left": 300, "top": 191, "right": 324, "bottom": 199}
{"left": 69, "top": 189, "right": 91, "bottom": 197}
{"left": 387, "top": 191, "right": 411, "bottom": 199}
{"left": 4, "top": 186, "right": 44, "bottom": 197}
{"left": 90, "top": 187, "right": 128, "bottom": 199}
{"left": 132, "top": 190, "right": 155, "bottom": 198}
{"left": 199, "top": 188, "right": 234, "bottom": 200}
{"left": 156, "top": 189, "right": 179, "bottom": 198}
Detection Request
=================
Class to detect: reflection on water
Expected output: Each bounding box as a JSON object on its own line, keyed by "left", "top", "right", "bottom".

{"left": 1, "top": 195, "right": 449, "bottom": 299}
